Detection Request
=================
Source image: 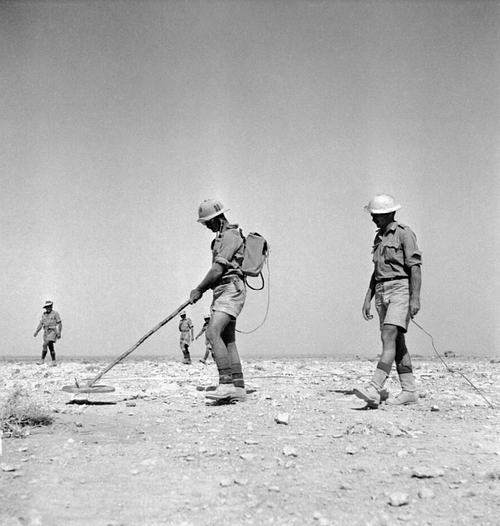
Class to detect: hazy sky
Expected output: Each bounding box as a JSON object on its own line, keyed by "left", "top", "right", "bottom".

{"left": 1, "top": 0, "right": 499, "bottom": 361}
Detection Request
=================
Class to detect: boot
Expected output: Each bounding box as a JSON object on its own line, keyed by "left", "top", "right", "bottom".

{"left": 36, "top": 359, "right": 45, "bottom": 366}
{"left": 50, "top": 360, "right": 57, "bottom": 367}
{"left": 182, "top": 352, "right": 191, "bottom": 365}
{"left": 387, "top": 372, "right": 418, "bottom": 405}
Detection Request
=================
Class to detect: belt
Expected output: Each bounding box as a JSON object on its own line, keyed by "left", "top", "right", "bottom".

{"left": 220, "top": 275, "right": 243, "bottom": 284}
{"left": 376, "top": 276, "right": 409, "bottom": 283}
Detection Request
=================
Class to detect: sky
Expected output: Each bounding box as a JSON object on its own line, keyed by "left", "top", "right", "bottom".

{"left": 0, "top": 0, "right": 499, "bottom": 361}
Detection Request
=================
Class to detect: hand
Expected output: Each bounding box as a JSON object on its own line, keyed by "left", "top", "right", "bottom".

{"left": 33, "top": 333, "right": 37, "bottom": 338}
{"left": 362, "top": 301, "right": 373, "bottom": 321}
{"left": 190, "top": 288, "right": 202, "bottom": 304}
{"left": 409, "top": 298, "right": 420, "bottom": 318}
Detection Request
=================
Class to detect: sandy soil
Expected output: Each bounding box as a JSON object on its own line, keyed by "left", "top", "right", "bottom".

{"left": 1, "top": 356, "right": 499, "bottom": 526}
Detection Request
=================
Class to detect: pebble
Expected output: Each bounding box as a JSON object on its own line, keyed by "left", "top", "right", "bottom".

{"left": 412, "top": 467, "right": 445, "bottom": 478}
{"left": 431, "top": 405, "right": 440, "bottom": 412}
{"left": 418, "top": 486, "right": 435, "bottom": 499}
{"left": 1, "top": 464, "right": 16, "bottom": 472}
{"left": 275, "top": 413, "right": 290, "bottom": 425}
{"left": 219, "top": 477, "right": 232, "bottom": 487}
{"left": 345, "top": 445, "right": 358, "bottom": 455}
{"left": 388, "top": 492, "right": 409, "bottom": 507}
{"left": 283, "top": 445, "right": 298, "bottom": 457}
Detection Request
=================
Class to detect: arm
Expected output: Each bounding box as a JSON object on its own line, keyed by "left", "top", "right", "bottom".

{"left": 57, "top": 320, "right": 62, "bottom": 339}
{"left": 362, "top": 273, "right": 376, "bottom": 320}
{"left": 409, "top": 265, "right": 421, "bottom": 318}
{"left": 34, "top": 321, "right": 43, "bottom": 337}
{"left": 190, "top": 262, "right": 225, "bottom": 304}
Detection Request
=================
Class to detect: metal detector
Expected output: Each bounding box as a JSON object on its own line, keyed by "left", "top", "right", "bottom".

{"left": 61, "top": 300, "right": 191, "bottom": 394}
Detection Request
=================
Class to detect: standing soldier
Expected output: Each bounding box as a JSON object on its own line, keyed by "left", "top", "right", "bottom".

{"left": 354, "top": 195, "right": 422, "bottom": 408}
{"left": 178, "top": 311, "right": 194, "bottom": 364}
{"left": 190, "top": 199, "right": 247, "bottom": 403}
{"left": 196, "top": 314, "right": 213, "bottom": 364}
{"left": 34, "top": 300, "right": 62, "bottom": 366}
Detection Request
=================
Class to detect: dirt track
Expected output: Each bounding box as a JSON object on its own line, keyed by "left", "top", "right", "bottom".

{"left": 1, "top": 357, "right": 499, "bottom": 526}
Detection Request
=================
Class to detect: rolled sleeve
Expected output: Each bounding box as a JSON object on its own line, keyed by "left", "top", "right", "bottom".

{"left": 402, "top": 230, "right": 422, "bottom": 267}
{"left": 214, "top": 230, "right": 241, "bottom": 267}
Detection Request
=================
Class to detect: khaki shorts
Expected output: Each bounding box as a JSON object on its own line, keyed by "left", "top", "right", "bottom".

{"left": 375, "top": 280, "right": 410, "bottom": 332}
{"left": 211, "top": 278, "right": 246, "bottom": 319}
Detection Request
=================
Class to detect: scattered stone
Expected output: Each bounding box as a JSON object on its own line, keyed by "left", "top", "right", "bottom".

{"left": 476, "top": 469, "right": 500, "bottom": 481}
{"left": 418, "top": 486, "right": 435, "bottom": 499}
{"left": 275, "top": 413, "right": 290, "bottom": 425}
{"left": 412, "top": 467, "right": 445, "bottom": 478}
{"left": 219, "top": 477, "right": 232, "bottom": 487}
{"left": 283, "top": 445, "right": 297, "bottom": 457}
{"left": 345, "top": 445, "right": 358, "bottom": 455}
{"left": 430, "top": 405, "right": 440, "bottom": 412}
{"left": 244, "top": 439, "right": 259, "bottom": 445}
{"left": 234, "top": 477, "right": 248, "bottom": 486}
{"left": 1, "top": 464, "right": 16, "bottom": 472}
{"left": 268, "top": 485, "right": 280, "bottom": 492}
{"left": 388, "top": 492, "right": 409, "bottom": 507}
{"left": 240, "top": 453, "right": 256, "bottom": 461}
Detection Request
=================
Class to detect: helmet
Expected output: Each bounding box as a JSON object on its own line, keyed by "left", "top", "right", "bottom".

{"left": 197, "top": 199, "right": 229, "bottom": 223}
{"left": 43, "top": 300, "right": 53, "bottom": 309}
{"left": 364, "top": 194, "right": 401, "bottom": 214}
{"left": 180, "top": 311, "right": 186, "bottom": 317}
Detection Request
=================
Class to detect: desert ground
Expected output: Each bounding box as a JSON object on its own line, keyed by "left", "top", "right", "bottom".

{"left": 0, "top": 355, "right": 499, "bottom": 526}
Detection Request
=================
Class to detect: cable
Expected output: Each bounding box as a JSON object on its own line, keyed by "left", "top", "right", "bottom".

{"left": 411, "top": 319, "right": 495, "bottom": 409}
{"left": 236, "top": 250, "right": 271, "bottom": 334}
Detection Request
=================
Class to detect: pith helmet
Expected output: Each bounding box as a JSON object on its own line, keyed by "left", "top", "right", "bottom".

{"left": 364, "top": 194, "right": 401, "bottom": 214}
{"left": 197, "top": 199, "right": 229, "bottom": 223}
{"left": 43, "top": 300, "right": 53, "bottom": 309}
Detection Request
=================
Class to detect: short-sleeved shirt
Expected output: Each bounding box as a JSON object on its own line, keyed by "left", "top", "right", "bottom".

{"left": 40, "top": 310, "right": 61, "bottom": 342}
{"left": 179, "top": 318, "right": 193, "bottom": 332}
{"left": 372, "top": 222, "right": 422, "bottom": 282}
{"left": 211, "top": 223, "right": 245, "bottom": 280}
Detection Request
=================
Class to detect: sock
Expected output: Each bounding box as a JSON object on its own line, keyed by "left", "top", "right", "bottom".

{"left": 370, "top": 362, "right": 391, "bottom": 390}
{"left": 231, "top": 362, "right": 245, "bottom": 389}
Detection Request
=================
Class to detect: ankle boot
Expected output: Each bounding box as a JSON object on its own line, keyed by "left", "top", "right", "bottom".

{"left": 387, "top": 372, "right": 418, "bottom": 405}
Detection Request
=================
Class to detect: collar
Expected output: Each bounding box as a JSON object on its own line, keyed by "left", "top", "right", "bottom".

{"left": 378, "top": 221, "right": 398, "bottom": 236}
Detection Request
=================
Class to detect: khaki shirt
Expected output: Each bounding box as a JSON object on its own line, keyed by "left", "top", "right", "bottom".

{"left": 211, "top": 223, "right": 245, "bottom": 279}
{"left": 372, "top": 222, "right": 422, "bottom": 282}
{"left": 39, "top": 310, "right": 62, "bottom": 342}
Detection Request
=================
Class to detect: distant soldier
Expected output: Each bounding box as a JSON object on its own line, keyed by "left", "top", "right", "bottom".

{"left": 34, "top": 300, "right": 62, "bottom": 366}
{"left": 196, "top": 314, "right": 213, "bottom": 364}
{"left": 178, "top": 311, "right": 194, "bottom": 364}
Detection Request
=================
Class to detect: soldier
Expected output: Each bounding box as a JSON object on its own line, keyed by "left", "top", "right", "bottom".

{"left": 354, "top": 195, "right": 422, "bottom": 408}
{"left": 196, "top": 314, "right": 213, "bottom": 364}
{"left": 178, "top": 311, "right": 194, "bottom": 364}
{"left": 190, "top": 199, "right": 247, "bottom": 402}
{"left": 34, "top": 300, "right": 62, "bottom": 366}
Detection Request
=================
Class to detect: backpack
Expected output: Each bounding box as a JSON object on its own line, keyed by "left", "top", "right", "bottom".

{"left": 241, "top": 232, "right": 269, "bottom": 290}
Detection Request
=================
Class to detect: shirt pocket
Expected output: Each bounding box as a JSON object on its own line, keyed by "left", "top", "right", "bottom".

{"left": 381, "top": 240, "right": 402, "bottom": 261}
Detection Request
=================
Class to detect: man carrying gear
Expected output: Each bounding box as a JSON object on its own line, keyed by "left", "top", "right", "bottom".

{"left": 196, "top": 314, "right": 213, "bottom": 364}
{"left": 34, "top": 300, "right": 62, "bottom": 366}
{"left": 354, "top": 194, "right": 422, "bottom": 408}
{"left": 190, "top": 199, "right": 247, "bottom": 403}
{"left": 178, "top": 311, "right": 194, "bottom": 364}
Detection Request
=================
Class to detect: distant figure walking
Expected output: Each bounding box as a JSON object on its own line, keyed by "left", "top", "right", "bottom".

{"left": 34, "top": 300, "right": 62, "bottom": 367}
{"left": 353, "top": 195, "right": 422, "bottom": 408}
{"left": 196, "top": 314, "right": 213, "bottom": 364}
{"left": 178, "top": 311, "right": 194, "bottom": 364}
